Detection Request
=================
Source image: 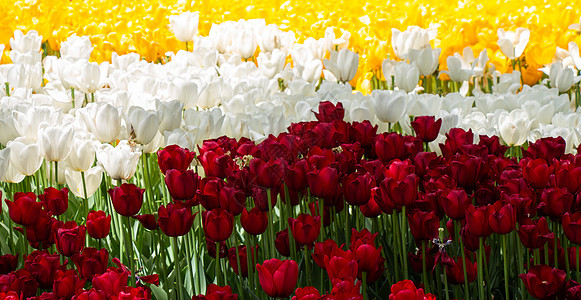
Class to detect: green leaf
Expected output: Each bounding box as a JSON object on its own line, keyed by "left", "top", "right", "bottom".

{"left": 150, "top": 284, "right": 168, "bottom": 300}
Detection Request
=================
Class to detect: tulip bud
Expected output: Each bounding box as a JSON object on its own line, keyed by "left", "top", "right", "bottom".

{"left": 5, "top": 192, "right": 41, "bottom": 226}
{"left": 108, "top": 183, "right": 144, "bottom": 217}
{"left": 288, "top": 214, "right": 321, "bottom": 246}
{"left": 394, "top": 61, "right": 420, "bottom": 92}
{"left": 126, "top": 106, "right": 160, "bottom": 145}
{"left": 71, "top": 248, "right": 109, "bottom": 280}
{"left": 169, "top": 12, "right": 199, "bottom": 43}
{"left": 497, "top": 27, "right": 530, "bottom": 59}
{"left": 7, "top": 137, "right": 43, "bottom": 176}
{"left": 95, "top": 140, "right": 141, "bottom": 181}
{"left": 323, "top": 49, "right": 359, "bottom": 83}
{"left": 38, "top": 187, "right": 69, "bottom": 216}
{"left": 372, "top": 90, "right": 409, "bottom": 124}
{"left": 60, "top": 35, "right": 93, "bottom": 61}
{"left": 157, "top": 202, "right": 197, "bottom": 237}
{"left": 202, "top": 208, "right": 234, "bottom": 242}
{"left": 256, "top": 259, "right": 299, "bottom": 298}
{"left": 54, "top": 222, "right": 86, "bottom": 257}
{"left": 65, "top": 166, "right": 103, "bottom": 199}
{"left": 86, "top": 210, "right": 111, "bottom": 240}
{"left": 409, "top": 47, "right": 441, "bottom": 76}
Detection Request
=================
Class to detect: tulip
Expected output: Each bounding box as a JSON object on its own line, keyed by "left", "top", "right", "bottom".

{"left": 307, "top": 167, "right": 340, "bottom": 201}
{"left": 545, "top": 61, "right": 577, "bottom": 93}
{"left": 7, "top": 137, "right": 43, "bottom": 176}
{"left": 314, "top": 101, "right": 345, "bottom": 123}
{"left": 157, "top": 144, "right": 195, "bottom": 174}
{"left": 71, "top": 248, "right": 109, "bottom": 280}
{"left": 489, "top": 201, "right": 516, "bottom": 234}
{"left": 411, "top": 116, "right": 442, "bottom": 143}
{"left": 0, "top": 148, "right": 25, "bottom": 184}
{"left": 91, "top": 268, "right": 129, "bottom": 296}
{"left": 497, "top": 28, "right": 530, "bottom": 59}
{"left": 54, "top": 222, "right": 86, "bottom": 257}
{"left": 164, "top": 169, "right": 200, "bottom": 201}
{"left": 518, "top": 217, "right": 555, "bottom": 249}
{"left": 78, "top": 103, "right": 121, "bottom": 144}
{"left": 323, "top": 49, "right": 359, "bottom": 83}
{"left": 257, "top": 49, "right": 286, "bottom": 79}
{"left": 389, "top": 279, "right": 434, "bottom": 300}
{"left": 37, "top": 125, "right": 74, "bottom": 162}
{"left": 539, "top": 187, "right": 573, "bottom": 219}
{"left": 38, "top": 187, "right": 69, "bottom": 216}
{"left": 24, "top": 251, "right": 64, "bottom": 289}
{"left": 5, "top": 192, "right": 41, "bottom": 226}
{"left": 77, "top": 61, "right": 101, "bottom": 94}
{"left": 192, "top": 284, "right": 238, "bottom": 300}
{"left": 157, "top": 202, "right": 196, "bottom": 237}
{"left": 241, "top": 207, "right": 268, "bottom": 235}
{"left": 156, "top": 100, "right": 184, "bottom": 134}
{"left": 292, "top": 287, "right": 321, "bottom": 300}
{"left": 407, "top": 209, "right": 439, "bottom": 241}
{"left": 169, "top": 12, "right": 199, "bottom": 43}
{"left": 227, "top": 245, "right": 257, "bottom": 278}
{"left": 343, "top": 172, "right": 373, "bottom": 206}
{"left": 522, "top": 158, "right": 551, "bottom": 189}
{"left": 409, "top": 46, "right": 441, "bottom": 76}
{"left": 108, "top": 183, "right": 144, "bottom": 217}
{"left": 519, "top": 265, "right": 566, "bottom": 299}
{"left": 86, "top": 210, "right": 111, "bottom": 240}
{"left": 288, "top": 214, "right": 321, "bottom": 246}
{"left": 22, "top": 210, "right": 55, "bottom": 248}
{"left": 10, "top": 29, "right": 42, "bottom": 56}
{"left": 372, "top": 90, "right": 409, "bottom": 124}
{"left": 66, "top": 137, "right": 95, "bottom": 172}
{"left": 391, "top": 26, "right": 435, "bottom": 60}
{"left": 441, "top": 56, "right": 472, "bottom": 82}
{"left": 65, "top": 166, "right": 104, "bottom": 199}
{"left": 133, "top": 214, "right": 159, "bottom": 231}
{"left": 0, "top": 254, "right": 17, "bottom": 275}
{"left": 324, "top": 255, "right": 358, "bottom": 281}
{"left": 95, "top": 140, "right": 141, "bottom": 181}
{"left": 498, "top": 109, "right": 532, "bottom": 147}
{"left": 233, "top": 28, "right": 257, "bottom": 59}
{"left": 126, "top": 106, "right": 160, "bottom": 145}
{"left": 446, "top": 256, "right": 477, "bottom": 284}
{"left": 440, "top": 189, "right": 471, "bottom": 220}
{"left": 465, "top": 204, "right": 494, "bottom": 237}
{"left": 256, "top": 259, "right": 299, "bottom": 298}
{"left": 563, "top": 212, "right": 581, "bottom": 245}
{"left": 202, "top": 208, "right": 234, "bottom": 242}
{"left": 60, "top": 35, "right": 93, "bottom": 60}
{"left": 394, "top": 61, "right": 420, "bottom": 92}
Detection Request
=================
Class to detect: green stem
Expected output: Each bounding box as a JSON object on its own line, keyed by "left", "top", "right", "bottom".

{"left": 502, "top": 234, "right": 510, "bottom": 300}
{"left": 422, "top": 240, "right": 429, "bottom": 293}
{"left": 267, "top": 190, "right": 276, "bottom": 258}
{"left": 215, "top": 241, "right": 221, "bottom": 285}
{"left": 54, "top": 161, "right": 59, "bottom": 188}
{"left": 304, "top": 246, "right": 312, "bottom": 286}
{"left": 173, "top": 237, "right": 182, "bottom": 299}
{"left": 362, "top": 272, "right": 368, "bottom": 300}
{"left": 443, "top": 265, "right": 450, "bottom": 300}
{"left": 125, "top": 217, "right": 135, "bottom": 287}
{"left": 477, "top": 237, "right": 485, "bottom": 300}
{"left": 391, "top": 212, "right": 401, "bottom": 281}
{"left": 4, "top": 82, "right": 9, "bottom": 96}
{"left": 233, "top": 231, "right": 245, "bottom": 300}
{"left": 400, "top": 207, "right": 408, "bottom": 278}
{"left": 81, "top": 171, "right": 89, "bottom": 218}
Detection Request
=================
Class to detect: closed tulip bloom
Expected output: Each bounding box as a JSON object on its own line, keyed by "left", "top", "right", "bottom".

{"left": 389, "top": 279, "right": 433, "bottom": 300}
{"left": 352, "top": 243, "right": 383, "bottom": 274}
{"left": 343, "top": 172, "right": 373, "bottom": 206}
{"left": 409, "top": 46, "right": 441, "bottom": 76}
{"left": 156, "top": 100, "right": 184, "bottom": 134}
{"left": 411, "top": 116, "right": 442, "bottom": 143}
{"left": 489, "top": 201, "right": 516, "bottom": 235}
{"left": 324, "top": 256, "right": 358, "bottom": 282}
{"left": 133, "top": 214, "right": 159, "bottom": 231}
{"left": 164, "top": 169, "right": 200, "bottom": 201}
{"left": 77, "top": 61, "right": 101, "bottom": 94}
{"left": 0, "top": 147, "right": 25, "bottom": 184}
{"left": 518, "top": 217, "right": 555, "bottom": 249}
{"left": 292, "top": 287, "right": 321, "bottom": 300}
{"left": 219, "top": 186, "right": 246, "bottom": 215}
{"left": 391, "top": 26, "right": 435, "bottom": 60}
{"left": 38, "top": 187, "right": 69, "bottom": 216}
{"left": 256, "top": 259, "right": 299, "bottom": 298}
{"left": 288, "top": 214, "right": 321, "bottom": 246}
{"left": 241, "top": 207, "right": 268, "bottom": 235}
{"left": 497, "top": 28, "right": 530, "bottom": 59}
{"left": 440, "top": 189, "right": 471, "bottom": 220}
{"left": 446, "top": 256, "right": 477, "bottom": 284}
{"left": 24, "top": 251, "right": 64, "bottom": 289}
{"left": 157, "top": 144, "right": 195, "bottom": 174}
{"left": 498, "top": 109, "right": 531, "bottom": 147}
{"left": 0, "top": 254, "right": 17, "bottom": 275}
{"left": 71, "top": 247, "right": 109, "bottom": 280}
{"left": 157, "top": 202, "right": 197, "bottom": 237}
{"left": 126, "top": 106, "right": 160, "bottom": 145}
{"left": 7, "top": 137, "right": 43, "bottom": 176}
{"left": 54, "top": 222, "right": 86, "bottom": 257}
{"left": 465, "top": 204, "right": 494, "bottom": 237}
{"left": 91, "top": 267, "right": 128, "bottom": 296}
{"left": 233, "top": 29, "right": 257, "bottom": 59}
{"left": 86, "top": 210, "right": 111, "bottom": 240}
{"left": 60, "top": 34, "right": 93, "bottom": 60}
{"left": 203, "top": 208, "right": 234, "bottom": 242}
{"left": 372, "top": 90, "right": 409, "bottom": 124}
{"left": 323, "top": 49, "right": 359, "bottom": 83}
{"left": 66, "top": 138, "right": 95, "bottom": 172}
{"left": 38, "top": 125, "right": 74, "bottom": 162}
{"left": 394, "top": 61, "right": 420, "bottom": 92}
{"left": 539, "top": 188, "right": 573, "bottom": 219}
{"left": 192, "top": 284, "right": 238, "bottom": 300}
{"left": 53, "top": 269, "right": 86, "bottom": 299}
{"left": 519, "top": 265, "right": 566, "bottom": 300}
{"left": 441, "top": 56, "right": 472, "bottom": 82}
{"left": 5, "top": 192, "right": 41, "bottom": 226}
{"left": 307, "top": 167, "right": 340, "bottom": 200}
{"left": 169, "top": 12, "right": 199, "bottom": 43}
{"left": 79, "top": 103, "right": 121, "bottom": 144}
{"left": 108, "top": 183, "right": 144, "bottom": 217}
{"left": 65, "top": 166, "right": 103, "bottom": 199}
{"left": 408, "top": 209, "right": 440, "bottom": 241}
{"left": 96, "top": 140, "right": 141, "bottom": 181}
{"left": 563, "top": 212, "right": 581, "bottom": 245}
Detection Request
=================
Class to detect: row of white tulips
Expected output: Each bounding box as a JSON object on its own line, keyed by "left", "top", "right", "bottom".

{"left": 0, "top": 16, "right": 580, "bottom": 193}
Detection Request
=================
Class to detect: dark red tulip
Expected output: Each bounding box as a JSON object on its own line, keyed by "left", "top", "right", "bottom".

{"left": 307, "top": 167, "right": 340, "bottom": 201}
{"left": 108, "top": 183, "right": 144, "bottom": 217}
{"left": 352, "top": 242, "right": 383, "bottom": 274}
{"left": 522, "top": 158, "right": 552, "bottom": 189}
{"left": 158, "top": 202, "right": 196, "bottom": 237}
{"left": 38, "top": 187, "right": 69, "bottom": 216}
{"left": 315, "top": 101, "right": 345, "bottom": 122}
{"left": 446, "top": 256, "right": 477, "bottom": 284}
{"left": 240, "top": 207, "right": 268, "bottom": 236}
{"left": 350, "top": 228, "right": 378, "bottom": 249}
{"left": 523, "top": 136, "right": 566, "bottom": 161}
{"left": 256, "top": 259, "right": 299, "bottom": 298}
{"left": 539, "top": 187, "right": 573, "bottom": 219}
{"left": 450, "top": 154, "right": 483, "bottom": 189}
{"left": 71, "top": 288, "right": 107, "bottom": 300}
{"left": 324, "top": 255, "right": 358, "bottom": 282}
{"left": 117, "top": 286, "right": 152, "bottom": 299}
{"left": 312, "top": 240, "right": 343, "bottom": 269}
{"left": 284, "top": 159, "right": 309, "bottom": 192}
{"left": 563, "top": 212, "right": 581, "bottom": 245}
{"left": 54, "top": 221, "right": 86, "bottom": 257}
{"left": 0, "top": 291, "right": 22, "bottom": 299}
{"left": 23, "top": 209, "right": 55, "bottom": 246}
{"left": 91, "top": 267, "right": 129, "bottom": 296}
{"left": 53, "top": 269, "right": 86, "bottom": 300}
{"left": 228, "top": 245, "right": 258, "bottom": 278}
{"left": 328, "top": 278, "right": 363, "bottom": 299}
{"left": 411, "top": 116, "right": 442, "bottom": 143}
{"left": 376, "top": 174, "right": 418, "bottom": 212}
{"left": 157, "top": 144, "right": 195, "bottom": 174}
{"left": 465, "top": 204, "right": 493, "bottom": 237}
{"left": 86, "top": 210, "right": 111, "bottom": 240}
{"left": 199, "top": 177, "right": 224, "bottom": 210}
{"left": 250, "top": 158, "right": 287, "bottom": 189}
{"left": 518, "top": 217, "right": 555, "bottom": 249}
{"left": 5, "top": 192, "right": 41, "bottom": 226}
{"left": 292, "top": 286, "right": 321, "bottom": 300}
{"left": 198, "top": 151, "right": 234, "bottom": 179}
{"left": 389, "top": 279, "right": 432, "bottom": 300}
{"left": 0, "top": 269, "right": 38, "bottom": 298}
{"left": 275, "top": 229, "right": 292, "bottom": 257}
{"left": 489, "top": 201, "right": 516, "bottom": 234}
{"left": 164, "top": 169, "right": 200, "bottom": 201}
{"left": 0, "top": 255, "right": 17, "bottom": 275}
{"left": 374, "top": 132, "right": 406, "bottom": 162}
{"left": 192, "top": 284, "right": 238, "bottom": 300}
{"left": 441, "top": 189, "right": 471, "bottom": 220}
{"left": 24, "top": 251, "right": 65, "bottom": 289}
{"left": 133, "top": 214, "right": 159, "bottom": 231}
{"left": 288, "top": 214, "right": 321, "bottom": 246}
{"left": 202, "top": 209, "right": 234, "bottom": 242}
{"left": 343, "top": 172, "right": 373, "bottom": 206}
{"left": 219, "top": 186, "right": 246, "bottom": 216}
{"left": 519, "top": 265, "right": 566, "bottom": 299}
{"left": 360, "top": 190, "right": 382, "bottom": 218}
{"left": 71, "top": 248, "right": 109, "bottom": 280}
{"left": 407, "top": 209, "right": 440, "bottom": 242}
{"left": 206, "top": 238, "right": 228, "bottom": 259}
{"left": 439, "top": 128, "right": 474, "bottom": 158}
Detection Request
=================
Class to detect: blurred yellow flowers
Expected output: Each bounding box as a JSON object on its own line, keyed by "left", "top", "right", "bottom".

{"left": 2, "top": 0, "right": 581, "bottom": 89}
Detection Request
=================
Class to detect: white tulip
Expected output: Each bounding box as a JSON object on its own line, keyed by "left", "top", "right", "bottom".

{"left": 497, "top": 28, "right": 530, "bottom": 59}
{"left": 323, "top": 49, "right": 359, "bottom": 83}
{"left": 257, "top": 49, "right": 286, "bottom": 78}
{"left": 169, "top": 12, "right": 199, "bottom": 43}
{"left": 95, "top": 140, "right": 141, "bottom": 181}
{"left": 0, "top": 108, "right": 20, "bottom": 146}
{"left": 66, "top": 138, "right": 95, "bottom": 172}
{"left": 394, "top": 61, "right": 420, "bottom": 92}
{"left": 156, "top": 99, "right": 183, "bottom": 133}
{"left": 441, "top": 56, "right": 472, "bottom": 82}
{"left": 60, "top": 35, "right": 93, "bottom": 61}
{"left": 296, "top": 59, "right": 323, "bottom": 83}
{"left": 7, "top": 137, "right": 43, "bottom": 176}
{"left": 126, "top": 106, "right": 160, "bottom": 145}
{"left": 77, "top": 61, "right": 101, "bottom": 94}
{"left": 9, "top": 30, "right": 42, "bottom": 63}
{"left": 409, "top": 47, "right": 441, "bottom": 76}
{"left": 0, "top": 148, "right": 25, "bottom": 183}
{"left": 169, "top": 79, "right": 200, "bottom": 109}
{"left": 65, "top": 166, "right": 104, "bottom": 198}
{"left": 382, "top": 58, "right": 397, "bottom": 86}
{"left": 233, "top": 29, "right": 257, "bottom": 59}
{"left": 391, "top": 26, "right": 436, "bottom": 60}
{"left": 38, "top": 125, "right": 74, "bottom": 162}
{"left": 13, "top": 105, "right": 58, "bottom": 141}
{"left": 498, "top": 109, "right": 532, "bottom": 146}
{"left": 143, "top": 131, "right": 165, "bottom": 154}
{"left": 543, "top": 62, "right": 577, "bottom": 93}
{"left": 372, "top": 90, "right": 409, "bottom": 123}
{"left": 79, "top": 103, "right": 121, "bottom": 144}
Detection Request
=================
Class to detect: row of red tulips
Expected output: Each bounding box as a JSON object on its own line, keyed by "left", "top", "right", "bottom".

{"left": 2, "top": 101, "right": 581, "bottom": 299}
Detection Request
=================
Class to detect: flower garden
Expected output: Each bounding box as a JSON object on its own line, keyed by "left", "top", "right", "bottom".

{"left": 1, "top": 0, "right": 581, "bottom": 299}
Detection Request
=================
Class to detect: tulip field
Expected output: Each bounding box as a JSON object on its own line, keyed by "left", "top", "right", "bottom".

{"left": 2, "top": 1, "right": 581, "bottom": 299}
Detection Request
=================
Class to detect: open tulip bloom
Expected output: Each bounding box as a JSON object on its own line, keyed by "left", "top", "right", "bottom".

{"left": 2, "top": 7, "right": 581, "bottom": 299}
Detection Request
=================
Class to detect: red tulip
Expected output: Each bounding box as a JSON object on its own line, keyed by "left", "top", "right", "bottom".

{"left": 158, "top": 202, "right": 196, "bottom": 237}
{"left": 411, "top": 116, "right": 442, "bottom": 143}
{"left": 157, "top": 144, "right": 195, "bottom": 174}
{"left": 91, "top": 266, "right": 129, "bottom": 296}
{"left": 54, "top": 222, "right": 86, "bottom": 257}
{"left": 53, "top": 269, "right": 86, "bottom": 300}
{"left": 38, "top": 187, "right": 69, "bottom": 216}
{"left": 389, "top": 279, "right": 434, "bottom": 300}
{"left": 522, "top": 158, "right": 552, "bottom": 189}
{"left": 563, "top": 212, "right": 581, "bottom": 245}
{"left": 407, "top": 209, "right": 439, "bottom": 242}
{"left": 164, "top": 169, "right": 200, "bottom": 201}
{"left": 108, "top": 183, "right": 144, "bottom": 217}
{"left": 360, "top": 190, "right": 382, "bottom": 218}
{"left": 324, "top": 255, "right": 358, "bottom": 282}
{"left": 374, "top": 132, "right": 406, "bottom": 162}
{"left": 71, "top": 288, "right": 107, "bottom": 299}
{"left": 446, "top": 256, "right": 477, "bottom": 284}
{"left": 133, "top": 214, "right": 159, "bottom": 231}
{"left": 219, "top": 186, "right": 246, "bottom": 216}
{"left": 450, "top": 154, "right": 483, "bottom": 189}
{"left": 5, "top": 192, "right": 41, "bottom": 226}
{"left": 519, "top": 265, "right": 566, "bottom": 299}
{"left": 0, "top": 255, "right": 17, "bottom": 275}
{"left": 353, "top": 242, "right": 384, "bottom": 277}
{"left": 539, "top": 187, "right": 573, "bottom": 219}
{"left": 87, "top": 210, "right": 111, "bottom": 240}
{"left": 465, "top": 204, "right": 493, "bottom": 237}
{"left": 314, "top": 101, "right": 344, "bottom": 122}
{"left": 22, "top": 209, "right": 55, "bottom": 247}
{"left": 440, "top": 189, "right": 471, "bottom": 220}
{"left": 489, "top": 201, "right": 516, "bottom": 234}
{"left": 71, "top": 248, "right": 109, "bottom": 280}
{"left": 206, "top": 238, "right": 228, "bottom": 259}
{"left": 284, "top": 159, "right": 309, "bottom": 192}
{"left": 376, "top": 174, "right": 419, "bottom": 212}
{"left": 312, "top": 240, "right": 343, "bottom": 269}
{"left": 202, "top": 208, "right": 234, "bottom": 242}
{"left": 240, "top": 207, "right": 268, "bottom": 236}
{"left": 288, "top": 214, "right": 321, "bottom": 246}
{"left": 307, "top": 167, "right": 340, "bottom": 201}
{"left": 0, "top": 269, "right": 39, "bottom": 298}
{"left": 523, "top": 136, "right": 566, "bottom": 161}
{"left": 192, "top": 284, "right": 238, "bottom": 300}
{"left": 249, "top": 158, "right": 287, "bottom": 189}
{"left": 256, "top": 259, "right": 299, "bottom": 298}
{"left": 24, "top": 250, "right": 65, "bottom": 289}
{"left": 518, "top": 217, "right": 555, "bottom": 249}
{"left": 343, "top": 172, "right": 374, "bottom": 206}
{"left": 228, "top": 245, "right": 258, "bottom": 278}
{"left": 198, "top": 150, "right": 234, "bottom": 179}
{"left": 292, "top": 286, "right": 320, "bottom": 300}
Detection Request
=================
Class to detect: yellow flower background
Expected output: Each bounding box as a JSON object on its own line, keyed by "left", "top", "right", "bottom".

{"left": 2, "top": 0, "right": 581, "bottom": 91}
